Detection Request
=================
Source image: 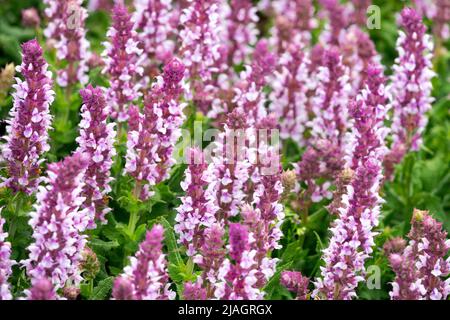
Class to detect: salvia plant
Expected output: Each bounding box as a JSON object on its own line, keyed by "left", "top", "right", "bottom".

{"left": 0, "top": 0, "right": 448, "bottom": 301}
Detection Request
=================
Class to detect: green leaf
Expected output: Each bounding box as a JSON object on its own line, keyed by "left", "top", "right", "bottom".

{"left": 90, "top": 277, "right": 114, "bottom": 300}
{"left": 90, "top": 239, "right": 120, "bottom": 252}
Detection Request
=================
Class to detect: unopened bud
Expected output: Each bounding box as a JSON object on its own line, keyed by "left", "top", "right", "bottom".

{"left": 281, "top": 170, "right": 297, "bottom": 196}
{"left": 80, "top": 247, "right": 100, "bottom": 280}
{"left": 22, "top": 8, "right": 41, "bottom": 28}
{"left": 63, "top": 286, "right": 80, "bottom": 300}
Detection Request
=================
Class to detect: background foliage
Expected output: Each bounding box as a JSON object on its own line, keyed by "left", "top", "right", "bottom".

{"left": 0, "top": 0, "right": 449, "bottom": 300}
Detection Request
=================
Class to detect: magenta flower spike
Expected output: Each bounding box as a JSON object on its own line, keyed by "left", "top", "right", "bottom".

{"left": 102, "top": 4, "right": 144, "bottom": 121}
{"left": 385, "top": 8, "right": 434, "bottom": 179}
{"left": 270, "top": 0, "right": 315, "bottom": 53}
{"left": 232, "top": 40, "right": 276, "bottom": 124}
{"left": 300, "top": 48, "right": 351, "bottom": 202}
{"left": 313, "top": 65, "right": 389, "bottom": 300}
{"left": 339, "top": 26, "right": 380, "bottom": 93}
{"left": 280, "top": 271, "right": 310, "bottom": 300}
{"left": 179, "top": 0, "right": 225, "bottom": 114}
{"left": 25, "top": 278, "right": 60, "bottom": 300}
{"left": 22, "top": 152, "right": 90, "bottom": 289}
{"left": 2, "top": 39, "right": 54, "bottom": 195}
{"left": 214, "top": 223, "right": 264, "bottom": 300}
{"left": 225, "top": 0, "right": 259, "bottom": 65}
{"left": 0, "top": 209, "right": 14, "bottom": 300}
{"left": 133, "top": 0, "right": 177, "bottom": 75}
{"left": 125, "top": 58, "right": 186, "bottom": 201}
{"left": 76, "top": 85, "right": 116, "bottom": 227}
{"left": 269, "top": 43, "right": 310, "bottom": 146}
{"left": 350, "top": 0, "right": 372, "bottom": 27}
{"left": 44, "top": 0, "right": 91, "bottom": 87}
{"left": 174, "top": 148, "right": 218, "bottom": 256}
{"left": 389, "top": 210, "right": 450, "bottom": 300}
{"left": 319, "top": 0, "right": 349, "bottom": 45}
{"left": 207, "top": 109, "right": 252, "bottom": 220}
{"left": 113, "top": 224, "right": 175, "bottom": 300}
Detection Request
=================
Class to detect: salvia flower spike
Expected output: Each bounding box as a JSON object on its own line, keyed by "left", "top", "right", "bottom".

{"left": 125, "top": 58, "right": 186, "bottom": 201}
{"left": 76, "top": 85, "right": 116, "bottom": 227}
{"left": 0, "top": 209, "right": 14, "bottom": 300}
{"left": 102, "top": 4, "right": 144, "bottom": 122}
{"left": 313, "top": 65, "right": 389, "bottom": 300}
{"left": 113, "top": 224, "right": 175, "bottom": 300}
{"left": 389, "top": 209, "right": 450, "bottom": 300}
{"left": 22, "top": 152, "right": 90, "bottom": 289}
{"left": 2, "top": 39, "right": 54, "bottom": 195}
{"left": 385, "top": 7, "right": 434, "bottom": 179}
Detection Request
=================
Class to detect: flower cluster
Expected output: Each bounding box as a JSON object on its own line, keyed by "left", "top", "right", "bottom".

{"left": 44, "top": 0, "right": 91, "bottom": 87}
{"left": 389, "top": 209, "right": 450, "bottom": 300}
{"left": 133, "top": 0, "right": 177, "bottom": 77}
{"left": 175, "top": 148, "right": 218, "bottom": 256}
{"left": 214, "top": 223, "right": 264, "bottom": 300}
{"left": 296, "top": 48, "right": 351, "bottom": 203}
{"left": 313, "top": 65, "right": 388, "bottom": 300}
{"left": 102, "top": 4, "right": 144, "bottom": 121}
{"left": 0, "top": 209, "right": 14, "bottom": 300}
{"left": 113, "top": 224, "right": 175, "bottom": 300}
{"left": 350, "top": 0, "right": 372, "bottom": 27}
{"left": 385, "top": 8, "right": 434, "bottom": 179}
{"left": 125, "top": 58, "right": 186, "bottom": 200}
{"left": 76, "top": 85, "right": 116, "bottom": 227}
{"left": 269, "top": 0, "right": 315, "bottom": 52}
{"left": 269, "top": 43, "right": 310, "bottom": 146}
{"left": 22, "top": 152, "right": 90, "bottom": 289}
{"left": 340, "top": 26, "right": 380, "bottom": 93}
{"left": 280, "top": 271, "right": 310, "bottom": 300}
{"left": 231, "top": 40, "right": 276, "bottom": 124}
{"left": 2, "top": 39, "right": 54, "bottom": 195}
{"left": 179, "top": 0, "right": 225, "bottom": 113}
{"left": 225, "top": 0, "right": 259, "bottom": 65}
{"left": 319, "top": 0, "right": 350, "bottom": 46}
{"left": 24, "top": 278, "right": 60, "bottom": 300}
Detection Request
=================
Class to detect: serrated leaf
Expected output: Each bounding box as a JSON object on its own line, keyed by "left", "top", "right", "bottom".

{"left": 90, "top": 277, "right": 114, "bottom": 300}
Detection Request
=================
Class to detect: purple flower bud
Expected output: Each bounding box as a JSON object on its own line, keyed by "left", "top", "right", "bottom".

{"left": 350, "top": 0, "right": 372, "bottom": 27}
{"left": 22, "top": 8, "right": 41, "bottom": 28}
{"left": 116, "top": 224, "right": 175, "bottom": 300}
{"left": 383, "top": 237, "right": 407, "bottom": 255}
{"left": 22, "top": 152, "right": 90, "bottom": 289}
{"left": 2, "top": 39, "right": 54, "bottom": 195}
{"left": 76, "top": 85, "right": 116, "bottom": 227}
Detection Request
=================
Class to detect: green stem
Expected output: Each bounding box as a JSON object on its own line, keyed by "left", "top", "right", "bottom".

{"left": 128, "top": 209, "right": 139, "bottom": 235}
